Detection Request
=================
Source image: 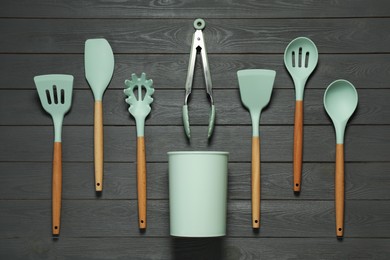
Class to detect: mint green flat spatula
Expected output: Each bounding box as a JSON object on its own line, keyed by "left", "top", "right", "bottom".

{"left": 237, "top": 69, "right": 276, "bottom": 229}
{"left": 34, "top": 74, "right": 73, "bottom": 235}
{"left": 85, "top": 38, "right": 115, "bottom": 191}
{"left": 324, "top": 79, "right": 358, "bottom": 237}
{"left": 124, "top": 73, "right": 155, "bottom": 229}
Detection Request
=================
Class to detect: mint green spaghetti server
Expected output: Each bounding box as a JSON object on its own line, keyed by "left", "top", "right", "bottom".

{"left": 85, "top": 38, "right": 115, "bottom": 191}
{"left": 34, "top": 74, "right": 73, "bottom": 235}
{"left": 237, "top": 69, "right": 276, "bottom": 229}
{"left": 324, "top": 79, "right": 358, "bottom": 237}
{"left": 124, "top": 73, "right": 155, "bottom": 229}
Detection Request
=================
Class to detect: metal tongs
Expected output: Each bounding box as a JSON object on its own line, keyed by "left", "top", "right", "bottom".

{"left": 183, "top": 18, "right": 215, "bottom": 139}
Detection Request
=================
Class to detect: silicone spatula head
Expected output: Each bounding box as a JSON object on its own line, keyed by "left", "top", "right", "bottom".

{"left": 34, "top": 74, "right": 74, "bottom": 142}
{"left": 237, "top": 69, "right": 276, "bottom": 136}
{"left": 238, "top": 69, "right": 276, "bottom": 112}
{"left": 85, "top": 38, "right": 115, "bottom": 101}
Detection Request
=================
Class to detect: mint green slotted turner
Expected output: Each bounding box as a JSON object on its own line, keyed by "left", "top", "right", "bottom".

{"left": 237, "top": 69, "right": 276, "bottom": 229}
{"left": 34, "top": 74, "right": 73, "bottom": 235}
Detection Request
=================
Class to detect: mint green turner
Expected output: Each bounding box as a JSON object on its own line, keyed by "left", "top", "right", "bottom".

{"left": 124, "top": 73, "right": 155, "bottom": 229}
{"left": 324, "top": 79, "right": 358, "bottom": 237}
{"left": 85, "top": 38, "right": 115, "bottom": 191}
{"left": 237, "top": 69, "right": 276, "bottom": 229}
{"left": 34, "top": 74, "right": 73, "bottom": 235}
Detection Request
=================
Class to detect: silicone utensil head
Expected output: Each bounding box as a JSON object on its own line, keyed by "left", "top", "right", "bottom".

{"left": 324, "top": 79, "right": 358, "bottom": 144}
{"left": 237, "top": 69, "right": 276, "bottom": 136}
{"left": 85, "top": 38, "right": 115, "bottom": 101}
{"left": 284, "top": 37, "right": 318, "bottom": 100}
{"left": 124, "top": 73, "right": 155, "bottom": 136}
{"left": 34, "top": 74, "right": 74, "bottom": 142}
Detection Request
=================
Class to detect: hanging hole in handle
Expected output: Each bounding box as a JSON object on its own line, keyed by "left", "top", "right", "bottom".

{"left": 338, "top": 228, "right": 342, "bottom": 231}
{"left": 54, "top": 226, "right": 58, "bottom": 229}
{"left": 97, "top": 183, "right": 100, "bottom": 186}
{"left": 295, "top": 183, "right": 299, "bottom": 187}
{"left": 141, "top": 220, "right": 144, "bottom": 224}
{"left": 254, "top": 220, "right": 258, "bottom": 224}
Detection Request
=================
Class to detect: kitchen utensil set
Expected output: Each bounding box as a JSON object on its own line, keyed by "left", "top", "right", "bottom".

{"left": 34, "top": 19, "right": 358, "bottom": 238}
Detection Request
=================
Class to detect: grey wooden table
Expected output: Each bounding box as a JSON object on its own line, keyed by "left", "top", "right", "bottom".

{"left": 1, "top": 1, "right": 390, "bottom": 259}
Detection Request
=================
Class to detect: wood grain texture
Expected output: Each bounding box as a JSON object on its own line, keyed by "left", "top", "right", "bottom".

{"left": 1, "top": 19, "right": 390, "bottom": 54}
{"left": 0, "top": 237, "right": 389, "bottom": 260}
{"left": 293, "top": 100, "right": 303, "bottom": 192}
{"left": 1, "top": 54, "right": 389, "bottom": 90}
{"left": 136, "top": 136, "right": 147, "bottom": 229}
{"left": 251, "top": 136, "right": 260, "bottom": 228}
{"left": 2, "top": 89, "right": 390, "bottom": 126}
{"left": 2, "top": 0, "right": 390, "bottom": 18}
{"left": 1, "top": 162, "right": 389, "bottom": 200}
{"left": 52, "top": 142, "right": 62, "bottom": 235}
{"left": 1, "top": 1, "right": 389, "bottom": 258}
{"left": 0, "top": 200, "right": 389, "bottom": 238}
{"left": 93, "top": 101, "right": 104, "bottom": 191}
{"left": 0, "top": 126, "right": 389, "bottom": 162}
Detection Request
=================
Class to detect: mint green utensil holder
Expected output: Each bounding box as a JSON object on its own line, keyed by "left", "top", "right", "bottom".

{"left": 168, "top": 151, "right": 229, "bottom": 237}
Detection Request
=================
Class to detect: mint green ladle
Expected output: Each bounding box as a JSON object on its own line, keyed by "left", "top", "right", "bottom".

{"left": 324, "top": 79, "right": 358, "bottom": 237}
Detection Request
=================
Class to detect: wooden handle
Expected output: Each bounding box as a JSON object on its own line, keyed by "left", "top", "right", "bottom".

{"left": 335, "top": 144, "right": 344, "bottom": 237}
{"left": 52, "top": 142, "right": 62, "bottom": 235}
{"left": 293, "top": 100, "right": 303, "bottom": 192}
{"left": 252, "top": 136, "right": 260, "bottom": 228}
{"left": 94, "top": 101, "right": 103, "bottom": 191}
{"left": 137, "top": 136, "right": 147, "bottom": 229}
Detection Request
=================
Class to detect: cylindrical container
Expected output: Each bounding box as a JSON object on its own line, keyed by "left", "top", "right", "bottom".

{"left": 168, "top": 151, "right": 229, "bottom": 237}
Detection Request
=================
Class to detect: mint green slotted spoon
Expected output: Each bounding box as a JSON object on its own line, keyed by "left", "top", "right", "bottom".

{"left": 124, "top": 73, "right": 155, "bottom": 229}
{"left": 85, "top": 38, "right": 115, "bottom": 191}
{"left": 284, "top": 37, "right": 318, "bottom": 192}
{"left": 34, "top": 74, "right": 73, "bottom": 235}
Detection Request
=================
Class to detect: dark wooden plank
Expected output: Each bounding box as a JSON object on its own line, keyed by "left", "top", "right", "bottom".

{"left": 0, "top": 126, "right": 389, "bottom": 162}
{"left": 0, "top": 237, "right": 389, "bottom": 260}
{"left": 1, "top": 162, "right": 389, "bottom": 200}
{"left": 1, "top": 19, "right": 390, "bottom": 53}
{"left": 1, "top": 54, "right": 389, "bottom": 90}
{"left": 0, "top": 200, "right": 388, "bottom": 238}
{"left": 1, "top": 89, "right": 389, "bottom": 126}
{"left": 2, "top": 0, "right": 390, "bottom": 19}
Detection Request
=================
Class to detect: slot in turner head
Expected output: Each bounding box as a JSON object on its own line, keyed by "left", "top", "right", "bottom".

{"left": 34, "top": 74, "right": 74, "bottom": 142}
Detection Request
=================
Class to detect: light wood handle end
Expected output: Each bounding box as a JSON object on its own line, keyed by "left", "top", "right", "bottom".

{"left": 94, "top": 101, "right": 103, "bottom": 191}
{"left": 52, "top": 142, "right": 62, "bottom": 235}
{"left": 293, "top": 100, "right": 303, "bottom": 192}
{"left": 336, "top": 144, "right": 344, "bottom": 237}
{"left": 252, "top": 136, "right": 260, "bottom": 228}
{"left": 137, "top": 136, "right": 147, "bottom": 229}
